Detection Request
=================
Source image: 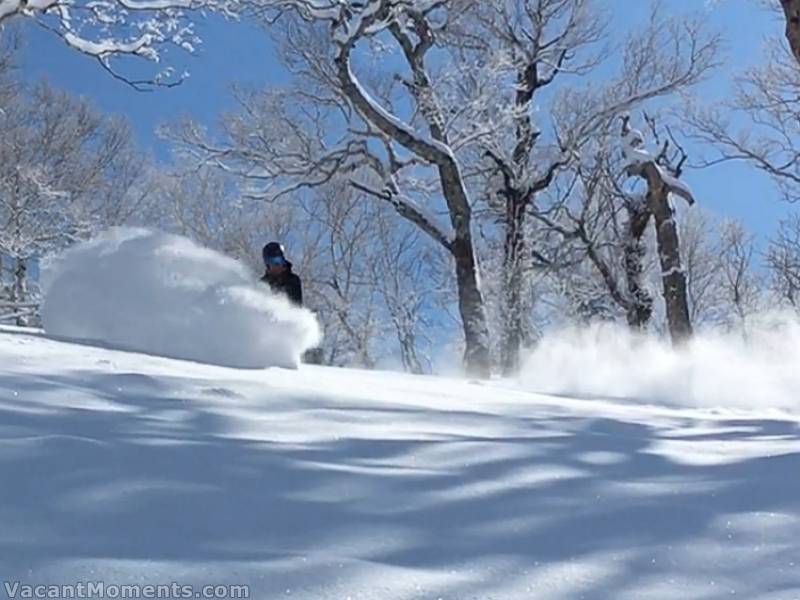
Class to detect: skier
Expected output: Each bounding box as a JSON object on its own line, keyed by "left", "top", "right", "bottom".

{"left": 261, "top": 242, "right": 303, "bottom": 306}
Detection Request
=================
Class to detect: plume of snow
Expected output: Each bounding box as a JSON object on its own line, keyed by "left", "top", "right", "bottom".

{"left": 520, "top": 314, "right": 800, "bottom": 412}
{"left": 40, "top": 227, "right": 320, "bottom": 368}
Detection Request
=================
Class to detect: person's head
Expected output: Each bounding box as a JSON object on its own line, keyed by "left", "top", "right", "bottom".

{"left": 263, "top": 242, "right": 289, "bottom": 274}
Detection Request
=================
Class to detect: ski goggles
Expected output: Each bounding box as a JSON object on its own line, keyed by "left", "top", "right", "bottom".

{"left": 265, "top": 256, "right": 287, "bottom": 266}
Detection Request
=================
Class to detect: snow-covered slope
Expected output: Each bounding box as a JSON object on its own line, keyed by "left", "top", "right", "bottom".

{"left": 1, "top": 326, "right": 799, "bottom": 599}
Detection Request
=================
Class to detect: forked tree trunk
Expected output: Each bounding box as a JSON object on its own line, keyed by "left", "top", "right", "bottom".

{"left": 335, "top": 24, "right": 492, "bottom": 378}
{"left": 642, "top": 165, "right": 692, "bottom": 343}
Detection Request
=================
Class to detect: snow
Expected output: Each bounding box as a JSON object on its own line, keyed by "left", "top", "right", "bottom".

{"left": 661, "top": 168, "right": 696, "bottom": 204}
{"left": 332, "top": 0, "right": 382, "bottom": 45}
{"left": 660, "top": 265, "right": 685, "bottom": 278}
{"left": 40, "top": 228, "right": 320, "bottom": 369}
{"left": 622, "top": 127, "right": 653, "bottom": 166}
{"left": 116, "top": 0, "right": 195, "bottom": 10}
{"left": 0, "top": 0, "right": 21, "bottom": 20}
{"left": 347, "top": 62, "right": 457, "bottom": 161}
{"left": 284, "top": 0, "right": 341, "bottom": 22}
{"left": 621, "top": 124, "right": 696, "bottom": 204}
{"left": 1, "top": 324, "right": 800, "bottom": 598}
{"left": 520, "top": 317, "right": 800, "bottom": 412}
{"left": 21, "top": 0, "right": 59, "bottom": 10}
{"left": 63, "top": 32, "right": 153, "bottom": 59}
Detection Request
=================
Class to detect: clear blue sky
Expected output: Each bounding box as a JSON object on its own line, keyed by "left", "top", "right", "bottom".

{"left": 15, "top": 0, "right": 792, "bottom": 245}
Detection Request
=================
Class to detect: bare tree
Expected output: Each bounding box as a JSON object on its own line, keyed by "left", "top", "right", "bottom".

{"left": 684, "top": 20, "right": 800, "bottom": 203}
{"left": 526, "top": 113, "right": 709, "bottom": 341}
{"left": 767, "top": 213, "right": 800, "bottom": 309}
{"left": 161, "top": 162, "right": 274, "bottom": 259}
{"left": 302, "top": 184, "right": 386, "bottom": 368}
{"left": 679, "top": 209, "right": 763, "bottom": 329}
{"left": 535, "top": 154, "right": 657, "bottom": 330}
{"left": 0, "top": 31, "right": 15, "bottom": 104}
{"left": 0, "top": 79, "right": 147, "bottom": 324}
{"left": 716, "top": 219, "right": 762, "bottom": 327}
{"left": 370, "top": 214, "right": 435, "bottom": 373}
{"left": 679, "top": 208, "right": 724, "bottom": 326}
{"left": 621, "top": 114, "right": 695, "bottom": 343}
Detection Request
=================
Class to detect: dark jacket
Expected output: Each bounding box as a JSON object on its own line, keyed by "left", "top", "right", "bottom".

{"left": 261, "top": 266, "right": 303, "bottom": 306}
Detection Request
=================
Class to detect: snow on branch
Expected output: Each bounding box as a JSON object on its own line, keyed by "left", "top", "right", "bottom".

{"left": 342, "top": 62, "right": 454, "bottom": 163}
{"left": 237, "top": 0, "right": 456, "bottom": 167}
{"left": 0, "top": 0, "right": 229, "bottom": 88}
{"left": 350, "top": 178, "right": 454, "bottom": 252}
{"left": 0, "top": 0, "right": 22, "bottom": 21}
{"left": 621, "top": 121, "right": 652, "bottom": 167}
{"left": 621, "top": 114, "right": 696, "bottom": 206}
{"left": 250, "top": 0, "right": 472, "bottom": 208}
{"left": 281, "top": 0, "right": 456, "bottom": 169}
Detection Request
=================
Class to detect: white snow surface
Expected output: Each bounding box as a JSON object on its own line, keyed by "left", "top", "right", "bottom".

{"left": 521, "top": 317, "right": 800, "bottom": 412}
{"left": 1, "top": 326, "right": 800, "bottom": 599}
{"left": 40, "top": 228, "right": 320, "bottom": 369}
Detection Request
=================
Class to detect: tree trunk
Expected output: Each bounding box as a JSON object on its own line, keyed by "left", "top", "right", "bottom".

{"left": 501, "top": 195, "right": 525, "bottom": 375}
{"left": 644, "top": 169, "right": 692, "bottom": 343}
{"left": 336, "top": 37, "right": 492, "bottom": 378}
{"left": 12, "top": 257, "right": 28, "bottom": 327}
{"left": 434, "top": 165, "right": 490, "bottom": 378}
{"left": 442, "top": 172, "right": 491, "bottom": 376}
{"left": 398, "top": 329, "right": 424, "bottom": 375}
{"left": 623, "top": 202, "right": 654, "bottom": 329}
{"left": 0, "top": 254, "right": 6, "bottom": 301}
{"left": 451, "top": 238, "right": 491, "bottom": 376}
{"left": 781, "top": 0, "right": 800, "bottom": 65}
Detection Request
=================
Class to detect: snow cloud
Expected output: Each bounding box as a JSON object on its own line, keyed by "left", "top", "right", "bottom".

{"left": 520, "top": 315, "right": 800, "bottom": 412}
{"left": 40, "top": 228, "right": 320, "bottom": 369}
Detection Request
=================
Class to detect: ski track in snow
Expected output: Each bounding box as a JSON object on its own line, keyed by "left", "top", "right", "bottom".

{"left": 1, "top": 325, "right": 800, "bottom": 599}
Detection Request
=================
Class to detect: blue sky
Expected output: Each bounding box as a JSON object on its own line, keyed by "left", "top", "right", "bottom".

{"left": 15, "top": 0, "right": 793, "bottom": 245}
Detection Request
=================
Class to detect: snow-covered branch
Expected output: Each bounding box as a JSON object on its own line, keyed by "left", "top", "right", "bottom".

{"left": 622, "top": 114, "right": 696, "bottom": 206}
{"left": 349, "top": 179, "right": 453, "bottom": 252}
{"left": 0, "top": 0, "right": 227, "bottom": 87}
{"left": 682, "top": 36, "right": 800, "bottom": 203}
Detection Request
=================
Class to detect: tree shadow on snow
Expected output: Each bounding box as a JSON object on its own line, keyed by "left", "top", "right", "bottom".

{"left": 0, "top": 369, "right": 799, "bottom": 598}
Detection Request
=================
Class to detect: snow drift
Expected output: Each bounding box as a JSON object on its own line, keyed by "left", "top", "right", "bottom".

{"left": 40, "top": 228, "right": 320, "bottom": 368}
{"left": 521, "top": 314, "right": 800, "bottom": 412}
